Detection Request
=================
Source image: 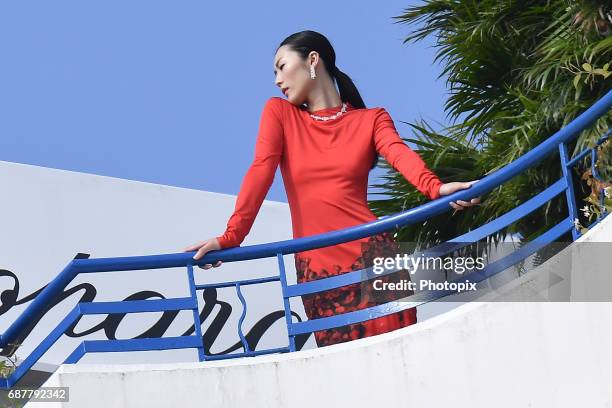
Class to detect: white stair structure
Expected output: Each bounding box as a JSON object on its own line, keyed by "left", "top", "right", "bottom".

{"left": 26, "top": 214, "right": 612, "bottom": 408}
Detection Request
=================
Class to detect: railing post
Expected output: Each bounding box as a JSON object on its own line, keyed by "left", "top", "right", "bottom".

{"left": 592, "top": 132, "right": 610, "bottom": 221}
{"left": 186, "top": 264, "right": 206, "bottom": 361}
{"left": 276, "top": 253, "right": 296, "bottom": 352}
{"left": 235, "top": 283, "right": 251, "bottom": 354}
{"left": 559, "top": 141, "right": 581, "bottom": 241}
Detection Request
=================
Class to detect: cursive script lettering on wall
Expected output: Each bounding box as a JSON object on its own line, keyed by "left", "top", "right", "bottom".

{"left": 0, "top": 260, "right": 311, "bottom": 358}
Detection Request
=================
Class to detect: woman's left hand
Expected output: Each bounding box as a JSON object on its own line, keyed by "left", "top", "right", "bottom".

{"left": 438, "top": 180, "right": 482, "bottom": 212}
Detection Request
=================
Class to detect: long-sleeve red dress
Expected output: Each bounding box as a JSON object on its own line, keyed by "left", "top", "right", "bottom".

{"left": 216, "top": 97, "right": 444, "bottom": 347}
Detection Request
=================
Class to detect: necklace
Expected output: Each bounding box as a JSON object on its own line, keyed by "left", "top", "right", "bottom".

{"left": 309, "top": 102, "right": 348, "bottom": 121}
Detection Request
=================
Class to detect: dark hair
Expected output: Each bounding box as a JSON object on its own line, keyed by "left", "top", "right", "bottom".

{"left": 277, "top": 30, "right": 379, "bottom": 171}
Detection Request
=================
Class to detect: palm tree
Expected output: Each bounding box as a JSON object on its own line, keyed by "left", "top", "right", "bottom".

{"left": 368, "top": 0, "right": 612, "bottom": 255}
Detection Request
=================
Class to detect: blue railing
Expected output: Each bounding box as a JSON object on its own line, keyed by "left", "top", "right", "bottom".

{"left": 0, "top": 90, "right": 610, "bottom": 389}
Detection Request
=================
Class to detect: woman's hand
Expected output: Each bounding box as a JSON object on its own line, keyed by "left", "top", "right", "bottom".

{"left": 438, "top": 180, "right": 482, "bottom": 213}
{"left": 183, "top": 238, "right": 223, "bottom": 270}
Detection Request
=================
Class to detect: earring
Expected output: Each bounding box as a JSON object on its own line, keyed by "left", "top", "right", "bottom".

{"left": 310, "top": 65, "right": 316, "bottom": 79}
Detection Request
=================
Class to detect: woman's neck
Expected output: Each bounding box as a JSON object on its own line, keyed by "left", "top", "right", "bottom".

{"left": 305, "top": 88, "right": 342, "bottom": 113}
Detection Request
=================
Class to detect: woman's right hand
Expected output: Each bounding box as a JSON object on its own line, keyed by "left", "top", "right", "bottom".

{"left": 183, "top": 238, "right": 223, "bottom": 270}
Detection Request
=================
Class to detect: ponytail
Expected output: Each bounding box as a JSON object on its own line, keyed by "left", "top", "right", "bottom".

{"left": 333, "top": 68, "right": 378, "bottom": 170}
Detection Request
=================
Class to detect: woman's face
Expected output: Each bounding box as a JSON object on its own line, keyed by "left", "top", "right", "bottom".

{"left": 273, "top": 45, "right": 313, "bottom": 105}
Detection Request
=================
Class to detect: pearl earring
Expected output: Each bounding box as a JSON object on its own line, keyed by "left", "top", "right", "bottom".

{"left": 310, "top": 65, "right": 316, "bottom": 79}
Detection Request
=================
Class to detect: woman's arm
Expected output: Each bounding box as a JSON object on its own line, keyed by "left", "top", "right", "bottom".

{"left": 373, "top": 107, "right": 444, "bottom": 200}
{"left": 215, "top": 97, "right": 284, "bottom": 248}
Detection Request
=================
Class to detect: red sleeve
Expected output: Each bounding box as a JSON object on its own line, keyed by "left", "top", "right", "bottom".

{"left": 373, "top": 108, "right": 444, "bottom": 200}
{"left": 215, "top": 97, "right": 284, "bottom": 249}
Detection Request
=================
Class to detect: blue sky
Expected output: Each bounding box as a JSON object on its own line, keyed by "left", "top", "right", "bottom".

{"left": 0, "top": 0, "right": 450, "bottom": 203}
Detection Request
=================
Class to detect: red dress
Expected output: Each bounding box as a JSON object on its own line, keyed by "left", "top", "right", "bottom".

{"left": 216, "top": 97, "right": 444, "bottom": 347}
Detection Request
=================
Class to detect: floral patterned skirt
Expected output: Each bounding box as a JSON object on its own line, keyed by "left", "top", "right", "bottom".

{"left": 295, "top": 231, "right": 417, "bottom": 347}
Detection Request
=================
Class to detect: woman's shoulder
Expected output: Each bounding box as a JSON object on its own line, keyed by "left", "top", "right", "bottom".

{"left": 264, "top": 96, "right": 291, "bottom": 110}
{"left": 368, "top": 106, "right": 393, "bottom": 122}
{"left": 264, "top": 97, "right": 309, "bottom": 120}
{"left": 367, "top": 105, "right": 388, "bottom": 114}
{"left": 348, "top": 104, "right": 389, "bottom": 123}
{"left": 257, "top": 97, "right": 288, "bottom": 124}
{"left": 264, "top": 97, "right": 302, "bottom": 115}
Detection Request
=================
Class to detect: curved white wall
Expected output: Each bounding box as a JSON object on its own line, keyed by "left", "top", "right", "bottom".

{"left": 27, "top": 215, "right": 612, "bottom": 408}
{"left": 0, "top": 159, "right": 314, "bottom": 372}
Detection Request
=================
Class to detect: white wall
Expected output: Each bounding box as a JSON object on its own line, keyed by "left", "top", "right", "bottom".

{"left": 28, "top": 213, "right": 612, "bottom": 407}
{"left": 0, "top": 160, "right": 315, "bottom": 370}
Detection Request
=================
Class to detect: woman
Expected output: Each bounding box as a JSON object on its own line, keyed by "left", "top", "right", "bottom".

{"left": 184, "top": 30, "right": 481, "bottom": 347}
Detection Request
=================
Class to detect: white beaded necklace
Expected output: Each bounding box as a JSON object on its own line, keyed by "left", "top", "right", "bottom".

{"left": 308, "top": 102, "right": 348, "bottom": 121}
